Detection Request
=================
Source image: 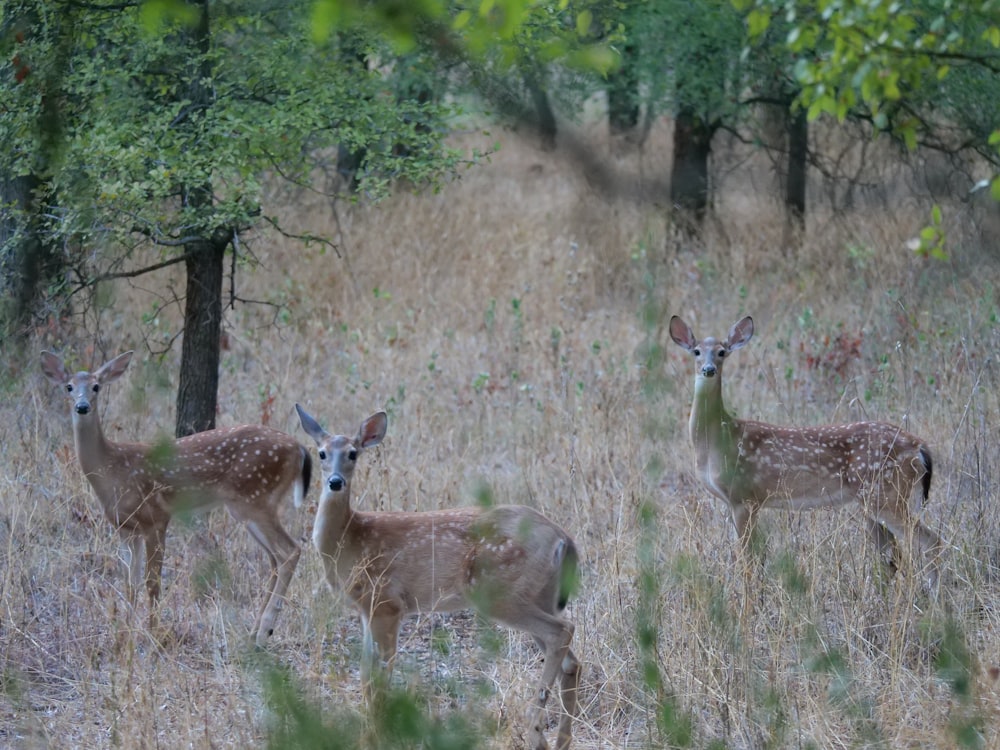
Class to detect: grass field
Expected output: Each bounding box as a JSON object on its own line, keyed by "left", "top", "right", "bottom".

{"left": 3, "top": 119, "right": 1000, "bottom": 748}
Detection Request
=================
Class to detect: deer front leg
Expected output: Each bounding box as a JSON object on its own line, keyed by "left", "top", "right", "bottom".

{"left": 360, "top": 607, "right": 402, "bottom": 707}
{"left": 144, "top": 523, "right": 168, "bottom": 635}
{"left": 119, "top": 532, "right": 146, "bottom": 618}
{"left": 731, "top": 503, "right": 762, "bottom": 558}
{"left": 730, "top": 503, "right": 761, "bottom": 621}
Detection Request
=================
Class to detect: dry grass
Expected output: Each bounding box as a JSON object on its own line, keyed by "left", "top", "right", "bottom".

{"left": 4, "top": 118, "right": 1000, "bottom": 748}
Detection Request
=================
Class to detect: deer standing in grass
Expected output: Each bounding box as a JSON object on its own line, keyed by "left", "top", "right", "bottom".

{"left": 295, "top": 405, "right": 580, "bottom": 750}
{"left": 41, "top": 350, "right": 312, "bottom": 645}
{"left": 669, "top": 316, "right": 942, "bottom": 584}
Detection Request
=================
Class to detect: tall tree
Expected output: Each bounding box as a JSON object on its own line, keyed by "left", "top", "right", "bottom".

{"left": 741, "top": 0, "right": 1000, "bottom": 229}
{"left": 658, "top": 0, "right": 744, "bottom": 229}
{"left": 0, "top": 2, "right": 68, "bottom": 347}
{"left": 1, "top": 1, "right": 466, "bottom": 435}
{"left": 607, "top": 42, "right": 640, "bottom": 136}
{"left": 2, "top": 0, "right": 611, "bottom": 432}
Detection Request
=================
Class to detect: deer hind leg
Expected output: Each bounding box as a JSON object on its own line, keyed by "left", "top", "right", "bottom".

{"left": 517, "top": 609, "right": 575, "bottom": 750}
{"left": 527, "top": 634, "right": 580, "bottom": 750}
{"left": 867, "top": 517, "right": 901, "bottom": 577}
{"left": 869, "top": 488, "right": 943, "bottom": 590}
{"left": 245, "top": 518, "right": 301, "bottom": 646}
{"left": 555, "top": 646, "right": 580, "bottom": 750}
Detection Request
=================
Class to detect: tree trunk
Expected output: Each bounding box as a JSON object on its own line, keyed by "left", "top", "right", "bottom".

{"left": 607, "top": 43, "right": 639, "bottom": 136}
{"left": 173, "top": 0, "right": 225, "bottom": 438}
{"left": 0, "top": 174, "right": 63, "bottom": 343}
{"left": 785, "top": 106, "right": 808, "bottom": 225}
{"left": 670, "top": 107, "right": 713, "bottom": 228}
{"left": 176, "top": 232, "right": 226, "bottom": 437}
{"left": 523, "top": 66, "right": 557, "bottom": 151}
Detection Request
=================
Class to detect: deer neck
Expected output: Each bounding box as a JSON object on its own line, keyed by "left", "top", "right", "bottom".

{"left": 689, "top": 373, "right": 738, "bottom": 461}
{"left": 71, "top": 409, "right": 114, "bottom": 479}
{"left": 312, "top": 488, "right": 355, "bottom": 562}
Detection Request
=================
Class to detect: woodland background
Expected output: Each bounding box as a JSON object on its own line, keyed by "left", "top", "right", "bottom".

{"left": 3, "top": 1, "right": 1000, "bottom": 748}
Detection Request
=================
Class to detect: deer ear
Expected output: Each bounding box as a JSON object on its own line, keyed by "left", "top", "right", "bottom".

{"left": 727, "top": 317, "right": 754, "bottom": 350}
{"left": 359, "top": 411, "right": 387, "bottom": 449}
{"left": 40, "top": 351, "right": 71, "bottom": 385}
{"left": 96, "top": 351, "right": 134, "bottom": 383}
{"left": 295, "top": 404, "right": 328, "bottom": 444}
{"left": 669, "top": 316, "right": 696, "bottom": 351}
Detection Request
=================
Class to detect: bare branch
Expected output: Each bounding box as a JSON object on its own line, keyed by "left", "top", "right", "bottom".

{"left": 83, "top": 251, "right": 195, "bottom": 287}
{"left": 261, "top": 215, "right": 341, "bottom": 258}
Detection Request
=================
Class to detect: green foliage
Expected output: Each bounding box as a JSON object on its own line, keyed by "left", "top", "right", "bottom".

{"left": 263, "top": 662, "right": 363, "bottom": 750}
{"left": 740, "top": 0, "right": 1000, "bottom": 149}
{"left": 0, "top": 0, "right": 498, "bottom": 321}
{"left": 262, "top": 660, "right": 486, "bottom": 750}
{"left": 606, "top": 0, "right": 747, "bottom": 122}
{"left": 737, "top": 0, "right": 1000, "bottom": 255}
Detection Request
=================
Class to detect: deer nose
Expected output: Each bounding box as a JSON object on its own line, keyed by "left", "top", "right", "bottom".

{"left": 75, "top": 402, "right": 91, "bottom": 415}
{"left": 328, "top": 475, "right": 345, "bottom": 492}
{"left": 701, "top": 364, "right": 717, "bottom": 377}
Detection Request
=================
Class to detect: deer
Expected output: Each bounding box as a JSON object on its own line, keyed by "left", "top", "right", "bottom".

{"left": 669, "top": 315, "right": 943, "bottom": 586}
{"left": 294, "top": 405, "right": 581, "bottom": 750}
{"left": 40, "top": 350, "right": 312, "bottom": 646}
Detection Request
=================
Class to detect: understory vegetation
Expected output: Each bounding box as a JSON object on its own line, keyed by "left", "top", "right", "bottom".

{"left": 2, "top": 122, "right": 999, "bottom": 748}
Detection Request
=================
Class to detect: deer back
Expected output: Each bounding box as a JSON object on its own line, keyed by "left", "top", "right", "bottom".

{"left": 326, "top": 506, "right": 484, "bottom": 615}
{"left": 720, "top": 419, "right": 928, "bottom": 511}
{"left": 168, "top": 425, "right": 308, "bottom": 510}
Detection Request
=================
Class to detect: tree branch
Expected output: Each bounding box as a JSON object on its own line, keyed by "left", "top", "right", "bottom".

{"left": 261, "top": 215, "right": 341, "bottom": 258}
{"left": 83, "top": 251, "right": 195, "bottom": 287}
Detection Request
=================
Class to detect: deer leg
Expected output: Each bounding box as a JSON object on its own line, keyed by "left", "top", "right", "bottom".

{"left": 867, "top": 517, "right": 900, "bottom": 576}
{"left": 732, "top": 504, "right": 766, "bottom": 559}
{"left": 360, "top": 607, "right": 401, "bottom": 707}
{"left": 144, "top": 523, "right": 168, "bottom": 634}
{"left": 521, "top": 610, "right": 575, "bottom": 750}
{"left": 119, "top": 532, "right": 146, "bottom": 609}
{"left": 250, "top": 547, "right": 278, "bottom": 643}
{"left": 731, "top": 504, "right": 761, "bottom": 620}
{"left": 556, "top": 647, "right": 580, "bottom": 750}
{"left": 245, "top": 518, "right": 301, "bottom": 646}
{"left": 871, "top": 503, "right": 943, "bottom": 590}
{"left": 915, "top": 521, "right": 944, "bottom": 590}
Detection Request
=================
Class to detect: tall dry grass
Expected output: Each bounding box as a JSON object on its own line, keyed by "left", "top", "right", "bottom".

{"left": 3, "top": 119, "right": 1000, "bottom": 748}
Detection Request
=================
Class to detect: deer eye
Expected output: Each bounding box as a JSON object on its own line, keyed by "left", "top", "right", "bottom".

{"left": 65, "top": 384, "right": 73, "bottom": 392}
{"left": 318, "top": 450, "right": 326, "bottom": 460}
{"left": 692, "top": 348, "right": 701, "bottom": 356}
{"left": 348, "top": 449, "right": 358, "bottom": 461}
{"left": 718, "top": 350, "right": 726, "bottom": 358}
{"left": 92, "top": 383, "right": 100, "bottom": 392}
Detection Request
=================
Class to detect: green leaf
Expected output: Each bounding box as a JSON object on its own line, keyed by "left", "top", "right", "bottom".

{"left": 748, "top": 9, "right": 770, "bottom": 38}
{"left": 576, "top": 10, "right": 593, "bottom": 37}
{"left": 309, "top": 0, "right": 340, "bottom": 43}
